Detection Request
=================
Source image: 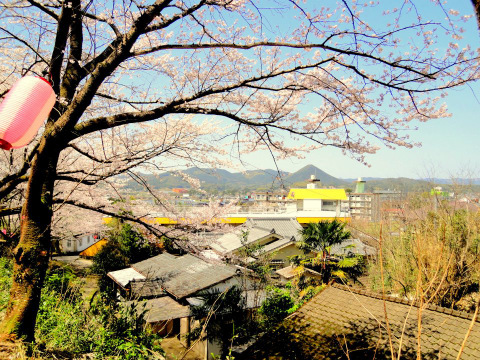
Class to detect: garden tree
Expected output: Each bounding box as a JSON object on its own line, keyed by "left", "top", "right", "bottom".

{"left": 92, "top": 241, "right": 129, "bottom": 296}
{"left": 473, "top": 0, "right": 480, "bottom": 28}
{"left": 189, "top": 286, "right": 257, "bottom": 358}
{"left": 258, "top": 287, "right": 294, "bottom": 330}
{"left": 92, "top": 221, "right": 160, "bottom": 296}
{"left": 0, "top": 0, "right": 478, "bottom": 342}
{"left": 107, "top": 221, "right": 159, "bottom": 263}
{"left": 294, "top": 220, "right": 363, "bottom": 284}
{"left": 370, "top": 201, "right": 480, "bottom": 311}
{"left": 299, "top": 220, "right": 351, "bottom": 255}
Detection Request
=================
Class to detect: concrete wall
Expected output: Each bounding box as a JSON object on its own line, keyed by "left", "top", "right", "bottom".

{"left": 207, "top": 275, "right": 257, "bottom": 294}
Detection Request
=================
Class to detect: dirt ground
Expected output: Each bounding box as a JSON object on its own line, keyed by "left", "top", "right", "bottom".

{"left": 52, "top": 256, "right": 93, "bottom": 271}
{"left": 161, "top": 337, "right": 204, "bottom": 360}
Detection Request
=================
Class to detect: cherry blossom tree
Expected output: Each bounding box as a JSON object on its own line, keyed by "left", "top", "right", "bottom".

{"left": 472, "top": 0, "right": 480, "bottom": 28}
{"left": 0, "top": 0, "right": 479, "bottom": 341}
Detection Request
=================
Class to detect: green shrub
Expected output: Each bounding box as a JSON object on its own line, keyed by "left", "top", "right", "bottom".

{"left": 0, "top": 257, "right": 12, "bottom": 314}
{"left": 93, "top": 301, "right": 163, "bottom": 359}
{"left": 35, "top": 287, "right": 101, "bottom": 354}
{"left": 258, "top": 287, "right": 294, "bottom": 329}
{"left": 0, "top": 257, "right": 163, "bottom": 358}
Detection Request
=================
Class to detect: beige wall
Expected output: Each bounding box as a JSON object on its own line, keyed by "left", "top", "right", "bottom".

{"left": 270, "top": 243, "right": 303, "bottom": 263}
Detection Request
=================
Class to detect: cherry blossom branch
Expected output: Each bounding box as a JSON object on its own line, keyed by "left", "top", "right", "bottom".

{"left": 25, "top": 0, "right": 59, "bottom": 20}
{"left": 130, "top": 41, "right": 437, "bottom": 81}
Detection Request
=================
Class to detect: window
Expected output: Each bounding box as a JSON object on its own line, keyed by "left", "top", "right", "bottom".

{"left": 67, "top": 240, "right": 72, "bottom": 248}
{"left": 322, "top": 200, "right": 336, "bottom": 211}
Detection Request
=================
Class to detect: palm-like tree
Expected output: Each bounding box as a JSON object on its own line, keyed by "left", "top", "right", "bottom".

{"left": 299, "top": 220, "right": 351, "bottom": 258}
{"left": 297, "top": 220, "right": 360, "bottom": 284}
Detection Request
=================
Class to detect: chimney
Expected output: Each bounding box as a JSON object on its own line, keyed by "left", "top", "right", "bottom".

{"left": 355, "top": 177, "right": 366, "bottom": 193}
{"left": 307, "top": 174, "right": 321, "bottom": 189}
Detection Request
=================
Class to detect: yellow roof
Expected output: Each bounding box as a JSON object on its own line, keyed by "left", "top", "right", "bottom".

{"left": 79, "top": 239, "right": 108, "bottom": 258}
{"left": 287, "top": 188, "right": 347, "bottom": 201}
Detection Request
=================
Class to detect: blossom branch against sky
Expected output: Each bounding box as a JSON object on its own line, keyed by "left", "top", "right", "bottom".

{"left": 0, "top": 0, "right": 479, "bottom": 231}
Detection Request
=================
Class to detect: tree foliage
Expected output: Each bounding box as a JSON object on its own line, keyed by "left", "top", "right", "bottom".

{"left": 258, "top": 287, "right": 294, "bottom": 329}
{"left": 370, "top": 203, "right": 480, "bottom": 311}
{"left": 299, "top": 220, "right": 351, "bottom": 254}
{"left": 92, "top": 221, "right": 159, "bottom": 296}
{"left": 189, "top": 286, "right": 258, "bottom": 358}
{"left": 294, "top": 220, "right": 363, "bottom": 284}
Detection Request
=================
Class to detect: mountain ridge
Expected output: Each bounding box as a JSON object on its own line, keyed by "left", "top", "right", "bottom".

{"left": 123, "top": 165, "right": 479, "bottom": 193}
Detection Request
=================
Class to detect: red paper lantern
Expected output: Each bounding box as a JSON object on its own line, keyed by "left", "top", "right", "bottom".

{"left": 0, "top": 76, "right": 56, "bottom": 150}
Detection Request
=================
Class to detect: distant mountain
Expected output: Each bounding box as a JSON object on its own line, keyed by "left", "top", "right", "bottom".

{"left": 124, "top": 166, "right": 340, "bottom": 192}
{"left": 428, "top": 178, "right": 480, "bottom": 186}
{"left": 282, "top": 165, "right": 347, "bottom": 187}
{"left": 122, "top": 165, "right": 480, "bottom": 193}
{"left": 125, "top": 168, "right": 291, "bottom": 191}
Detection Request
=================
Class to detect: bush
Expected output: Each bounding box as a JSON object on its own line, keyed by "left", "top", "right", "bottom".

{"left": 258, "top": 287, "right": 294, "bottom": 329}
{"left": 93, "top": 301, "right": 163, "bottom": 359}
{"left": 0, "top": 257, "right": 163, "bottom": 358}
{"left": 369, "top": 205, "right": 480, "bottom": 311}
{"left": 0, "top": 257, "right": 12, "bottom": 315}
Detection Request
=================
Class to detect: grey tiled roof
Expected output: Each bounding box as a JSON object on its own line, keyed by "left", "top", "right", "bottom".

{"left": 132, "top": 253, "right": 237, "bottom": 299}
{"left": 125, "top": 296, "right": 190, "bottom": 322}
{"left": 330, "top": 238, "right": 377, "bottom": 256}
{"left": 129, "top": 278, "right": 166, "bottom": 298}
{"left": 245, "top": 218, "right": 303, "bottom": 241}
{"left": 211, "top": 218, "right": 302, "bottom": 255}
{"left": 239, "top": 285, "right": 480, "bottom": 359}
{"left": 211, "top": 227, "right": 277, "bottom": 254}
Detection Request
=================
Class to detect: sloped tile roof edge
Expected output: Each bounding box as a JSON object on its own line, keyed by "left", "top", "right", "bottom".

{"left": 331, "top": 283, "right": 479, "bottom": 322}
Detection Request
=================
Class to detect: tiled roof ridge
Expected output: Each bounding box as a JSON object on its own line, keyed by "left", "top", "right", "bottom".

{"left": 244, "top": 225, "right": 284, "bottom": 238}
{"left": 331, "top": 283, "right": 480, "bottom": 323}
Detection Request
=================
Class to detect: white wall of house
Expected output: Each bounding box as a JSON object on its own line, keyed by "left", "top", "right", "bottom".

{"left": 60, "top": 233, "right": 100, "bottom": 254}
{"left": 206, "top": 338, "right": 223, "bottom": 360}
{"left": 303, "top": 199, "right": 323, "bottom": 211}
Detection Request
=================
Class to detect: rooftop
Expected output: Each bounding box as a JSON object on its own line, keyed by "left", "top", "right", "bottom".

{"left": 238, "top": 284, "right": 480, "bottom": 359}
{"left": 330, "top": 238, "right": 377, "bottom": 256}
{"left": 245, "top": 218, "right": 303, "bottom": 241}
{"left": 211, "top": 218, "right": 302, "bottom": 256}
{"left": 108, "top": 267, "right": 146, "bottom": 288}
{"left": 125, "top": 296, "right": 190, "bottom": 322}
{"left": 132, "top": 253, "right": 237, "bottom": 299}
{"left": 287, "top": 188, "right": 348, "bottom": 201}
{"left": 211, "top": 227, "right": 280, "bottom": 254}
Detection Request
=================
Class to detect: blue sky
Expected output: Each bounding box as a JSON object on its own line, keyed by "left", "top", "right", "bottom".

{"left": 237, "top": 2, "right": 480, "bottom": 179}
{"left": 263, "top": 80, "right": 480, "bottom": 179}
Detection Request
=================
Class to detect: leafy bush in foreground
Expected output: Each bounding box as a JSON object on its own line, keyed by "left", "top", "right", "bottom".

{"left": 1, "top": 258, "right": 163, "bottom": 359}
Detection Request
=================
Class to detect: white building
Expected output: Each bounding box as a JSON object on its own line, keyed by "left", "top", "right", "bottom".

{"left": 60, "top": 233, "right": 101, "bottom": 254}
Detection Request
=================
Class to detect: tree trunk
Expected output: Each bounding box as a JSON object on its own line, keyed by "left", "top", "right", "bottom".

{"left": 0, "top": 145, "right": 59, "bottom": 342}
{"left": 472, "top": 0, "right": 480, "bottom": 30}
